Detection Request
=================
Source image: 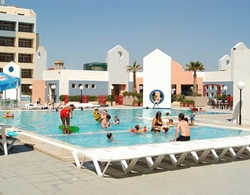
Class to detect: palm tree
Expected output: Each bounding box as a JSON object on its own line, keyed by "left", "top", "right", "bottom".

{"left": 185, "top": 61, "right": 205, "bottom": 96}
{"left": 126, "top": 61, "right": 142, "bottom": 92}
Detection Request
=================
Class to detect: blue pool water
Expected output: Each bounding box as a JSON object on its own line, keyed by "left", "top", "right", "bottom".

{"left": 1, "top": 109, "right": 248, "bottom": 148}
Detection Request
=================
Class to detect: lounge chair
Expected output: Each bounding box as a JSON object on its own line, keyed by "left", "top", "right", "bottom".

{"left": 196, "top": 137, "right": 250, "bottom": 161}
{"left": 0, "top": 134, "right": 17, "bottom": 152}
{"left": 66, "top": 103, "right": 100, "bottom": 109}
{"left": 71, "top": 142, "right": 212, "bottom": 177}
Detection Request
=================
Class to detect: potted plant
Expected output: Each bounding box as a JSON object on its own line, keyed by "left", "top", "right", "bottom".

{"left": 184, "top": 100, "right": 189, "bottom": 107}
{"left": 138, "top": 98, "right": 143, "bottom": 107}
{"left": 133, "top": 99, "right": 139, "bottom": 107}
{"left": 180, "top": 100, "right": 185, "bottom": 107}
{"left": 188, "top": 100, "right": 195, "bottom": 107}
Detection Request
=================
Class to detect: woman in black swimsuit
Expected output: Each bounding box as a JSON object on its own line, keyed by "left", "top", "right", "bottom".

{"left": 151, "top": 111, "right": 163, "bottom": 132}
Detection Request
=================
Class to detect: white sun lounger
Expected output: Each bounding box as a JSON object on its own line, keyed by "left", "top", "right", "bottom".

{"left": 72, "top": 147, "right": 144, "bottom": 177}
{"left": 196, "top": 137, "right": 250, "bottom": 161}
{"left": 66, "top": 103, "right": 100, "bottom": 109}
{"left": 72, "top": 142, "right": 211, "bottom": 177}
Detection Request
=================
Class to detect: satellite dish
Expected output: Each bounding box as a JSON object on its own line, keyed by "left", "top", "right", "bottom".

{"left": 1, "top": 0, "right": 5, "bottom": 6}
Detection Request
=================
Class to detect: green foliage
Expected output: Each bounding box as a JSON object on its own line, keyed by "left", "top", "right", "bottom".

{"left": 216, "top": 94, "right": 223, "bottom": 100}
{"left": 106, "top": 95, "right": 115, "bottom": 102}
{"left": 175, "top": 94, "right": 186, "bottom": 102}
{"left": 137, "top": 98, "right": 143, "bottom": 103}
{"left": 88, "top": 96, "right": 97, "bottom": 101}
{"left": 59, "top": 95, "right": 65, "bottom": 101}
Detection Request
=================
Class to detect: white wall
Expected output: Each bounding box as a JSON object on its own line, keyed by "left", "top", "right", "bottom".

{"left": 44, "top": 70, "right": 108, "bottom": 95}
{"left": 231, "top": 42, "right": 250, "bottom": 125}
{"left": 35, "top": 46, "right": 47, "bottom": 80}
{"left": 219, "top": 55, "right": 231, "bottom": 71}
{"left": 143, "top": 49, "right": 171, "bottom": 109}
{"left": 107, "top": 45, "right": 129, "bottom": 94}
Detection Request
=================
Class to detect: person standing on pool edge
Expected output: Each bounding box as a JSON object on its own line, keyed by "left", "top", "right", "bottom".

{"left": 60, "top": 104, "right": 75, "bottom": 134}
{"left": 174, "top": 113, "right": 190, "bottom": 141}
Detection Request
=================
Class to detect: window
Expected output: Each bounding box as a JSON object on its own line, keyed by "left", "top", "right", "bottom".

{"left": 0, "top": 68, "right": 3, "bottom": 72}
{"left": 18, "top": 54, "right": 32, "bottom": 63}
{"left": 85, "top": 84, "right": 89, "bottom": 88}
{"left": 92, "top": 84, "right": 96, "bottom": 89}
{"left": 0, "top": 53, "right": 14, "bottom": 62}
{"left": 0, "top": 21, "right": 15, "bottom": 31}
{"left": 18, "top": 23, "right": 33, "bottom": 32}
{"left": 21, "top": 84, "right": 31, "bottom": 94}
{"left": 21, "top": 69, "right": 32, "bottom": 78}
{"left": 214, "top": 85, "right": 217, "bottom": 90}
{"left": 72, "top": 84, "right": 76, "bottom": 88}
{"left": 19, "top": 38, "right": 32, "bottom": 48}
{"left": 78, "top": 84, "right": 83, "bottom": 88}
{"left": 0, "top": 37, "right": 14, "bottom": 46}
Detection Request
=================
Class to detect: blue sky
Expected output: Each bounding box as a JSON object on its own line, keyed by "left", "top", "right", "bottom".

{"left": 7, "top": 0, "right": 250, "bottom": 71}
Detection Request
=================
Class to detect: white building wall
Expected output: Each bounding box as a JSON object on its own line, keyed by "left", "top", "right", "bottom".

{"left": 35, "top": 46, "right": 47, "bottom": 80}
{"left": 107, "top": 45, "right": 129, "bottom": 94}
{"left": 44, "top": 70, "right": 108, "bottom": 95}
{"left": 199, "top": 71, "right": 231, "bottom": 82}
{"left": 231, "top": 42, "right": 250, "bottom": 125}
{"left": 143, "top": 49, "right": 171, "bottom": 109}
{"left": 219, "top": 55, "right": 231, "bottom": 71}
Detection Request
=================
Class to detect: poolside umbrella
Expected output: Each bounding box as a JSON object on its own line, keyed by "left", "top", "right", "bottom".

{"left": 0, "top": 72, "right": 21, "bottom": 91}
{"left": 0, "top": 72, "right": 21, "bottom": 103}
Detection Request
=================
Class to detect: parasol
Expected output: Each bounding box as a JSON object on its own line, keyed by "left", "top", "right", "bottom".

{"left": 0, "top": 72, "right": 21, "bottom": 92}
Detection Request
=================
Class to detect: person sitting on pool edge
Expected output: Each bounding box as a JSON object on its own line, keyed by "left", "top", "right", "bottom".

{"left": 101, "top": 114, "right": 111, "bottom": 128}
{"left": 174, "top": 113, "right": 190, "bottom": 141}
{"left": 60, "top": 104, "right": 75, "bottom": 134}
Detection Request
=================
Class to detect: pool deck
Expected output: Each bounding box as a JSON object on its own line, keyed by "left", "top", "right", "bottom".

{"left": 1, "top": 106, "right": 250, "bottom": 194}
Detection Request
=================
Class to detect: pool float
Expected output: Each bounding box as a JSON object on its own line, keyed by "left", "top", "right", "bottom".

{"left": 58, "top": 125, "right": 80, "bottom": 133}
{"left": 7, "top": 131, "right": 19, "bottom": 137}
{"left": 92, "top": 109, "right": 100, "bottom": 121}
{"left": 2, "top": 114, "right": 14, "bottom": 118}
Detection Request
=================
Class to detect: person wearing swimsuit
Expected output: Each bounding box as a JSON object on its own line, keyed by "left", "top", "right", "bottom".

{"left": 151, "top": 111, "right": 163, "bottom": 132}
{"left": 174, "top": 113, "right": 190, "bottom": 141}
{"left": 60, "top": 104, "right": 75, "bottom": 134}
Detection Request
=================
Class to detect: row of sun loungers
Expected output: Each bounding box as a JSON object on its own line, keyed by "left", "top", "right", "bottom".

{"left": 71, "top": 136, "right": 250, "bottom": 177}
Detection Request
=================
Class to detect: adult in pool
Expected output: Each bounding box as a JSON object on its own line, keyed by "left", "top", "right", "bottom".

{"left": 60, "top": 104, "right": 75, "bottom": 134}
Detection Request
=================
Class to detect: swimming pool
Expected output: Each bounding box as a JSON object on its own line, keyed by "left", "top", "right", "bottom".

{"left": 1, "top": 108, "right": 247, "bottom": 148}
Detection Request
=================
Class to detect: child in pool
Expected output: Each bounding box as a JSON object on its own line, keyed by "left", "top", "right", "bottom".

{"left": 131, "top": 124, "right": 147, "bottom": 133}
{"left": 113, "top": 116, "right": 120, "bottom": 124}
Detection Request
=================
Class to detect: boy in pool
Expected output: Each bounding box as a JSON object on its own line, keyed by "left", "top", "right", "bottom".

{"left": 113, "top": 116, "right": 120, "bottom": 124}
{"left": 133, "top": 124, "right": 147, "bottom": 133}
{"left": 101, "top": 114, "right": 111, "bottom": 128}
{"left": 189, "top": 110, "right": 195, "bottom": 126}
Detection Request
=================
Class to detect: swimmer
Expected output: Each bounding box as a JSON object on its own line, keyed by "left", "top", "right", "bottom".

{"left": 107, "top": 133, "right": 113, "bottom": 140}
{"left": 113, "top": 116, "right": 120, "bottom": 124}
{"left": 133, "top": 124, "right": 147, "bottom": 133}
{"left": 3, "top": 110, "right": 14, "bottom": 118}
{"left": 101, "top": 114, "right": 111, "bottom": 128}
